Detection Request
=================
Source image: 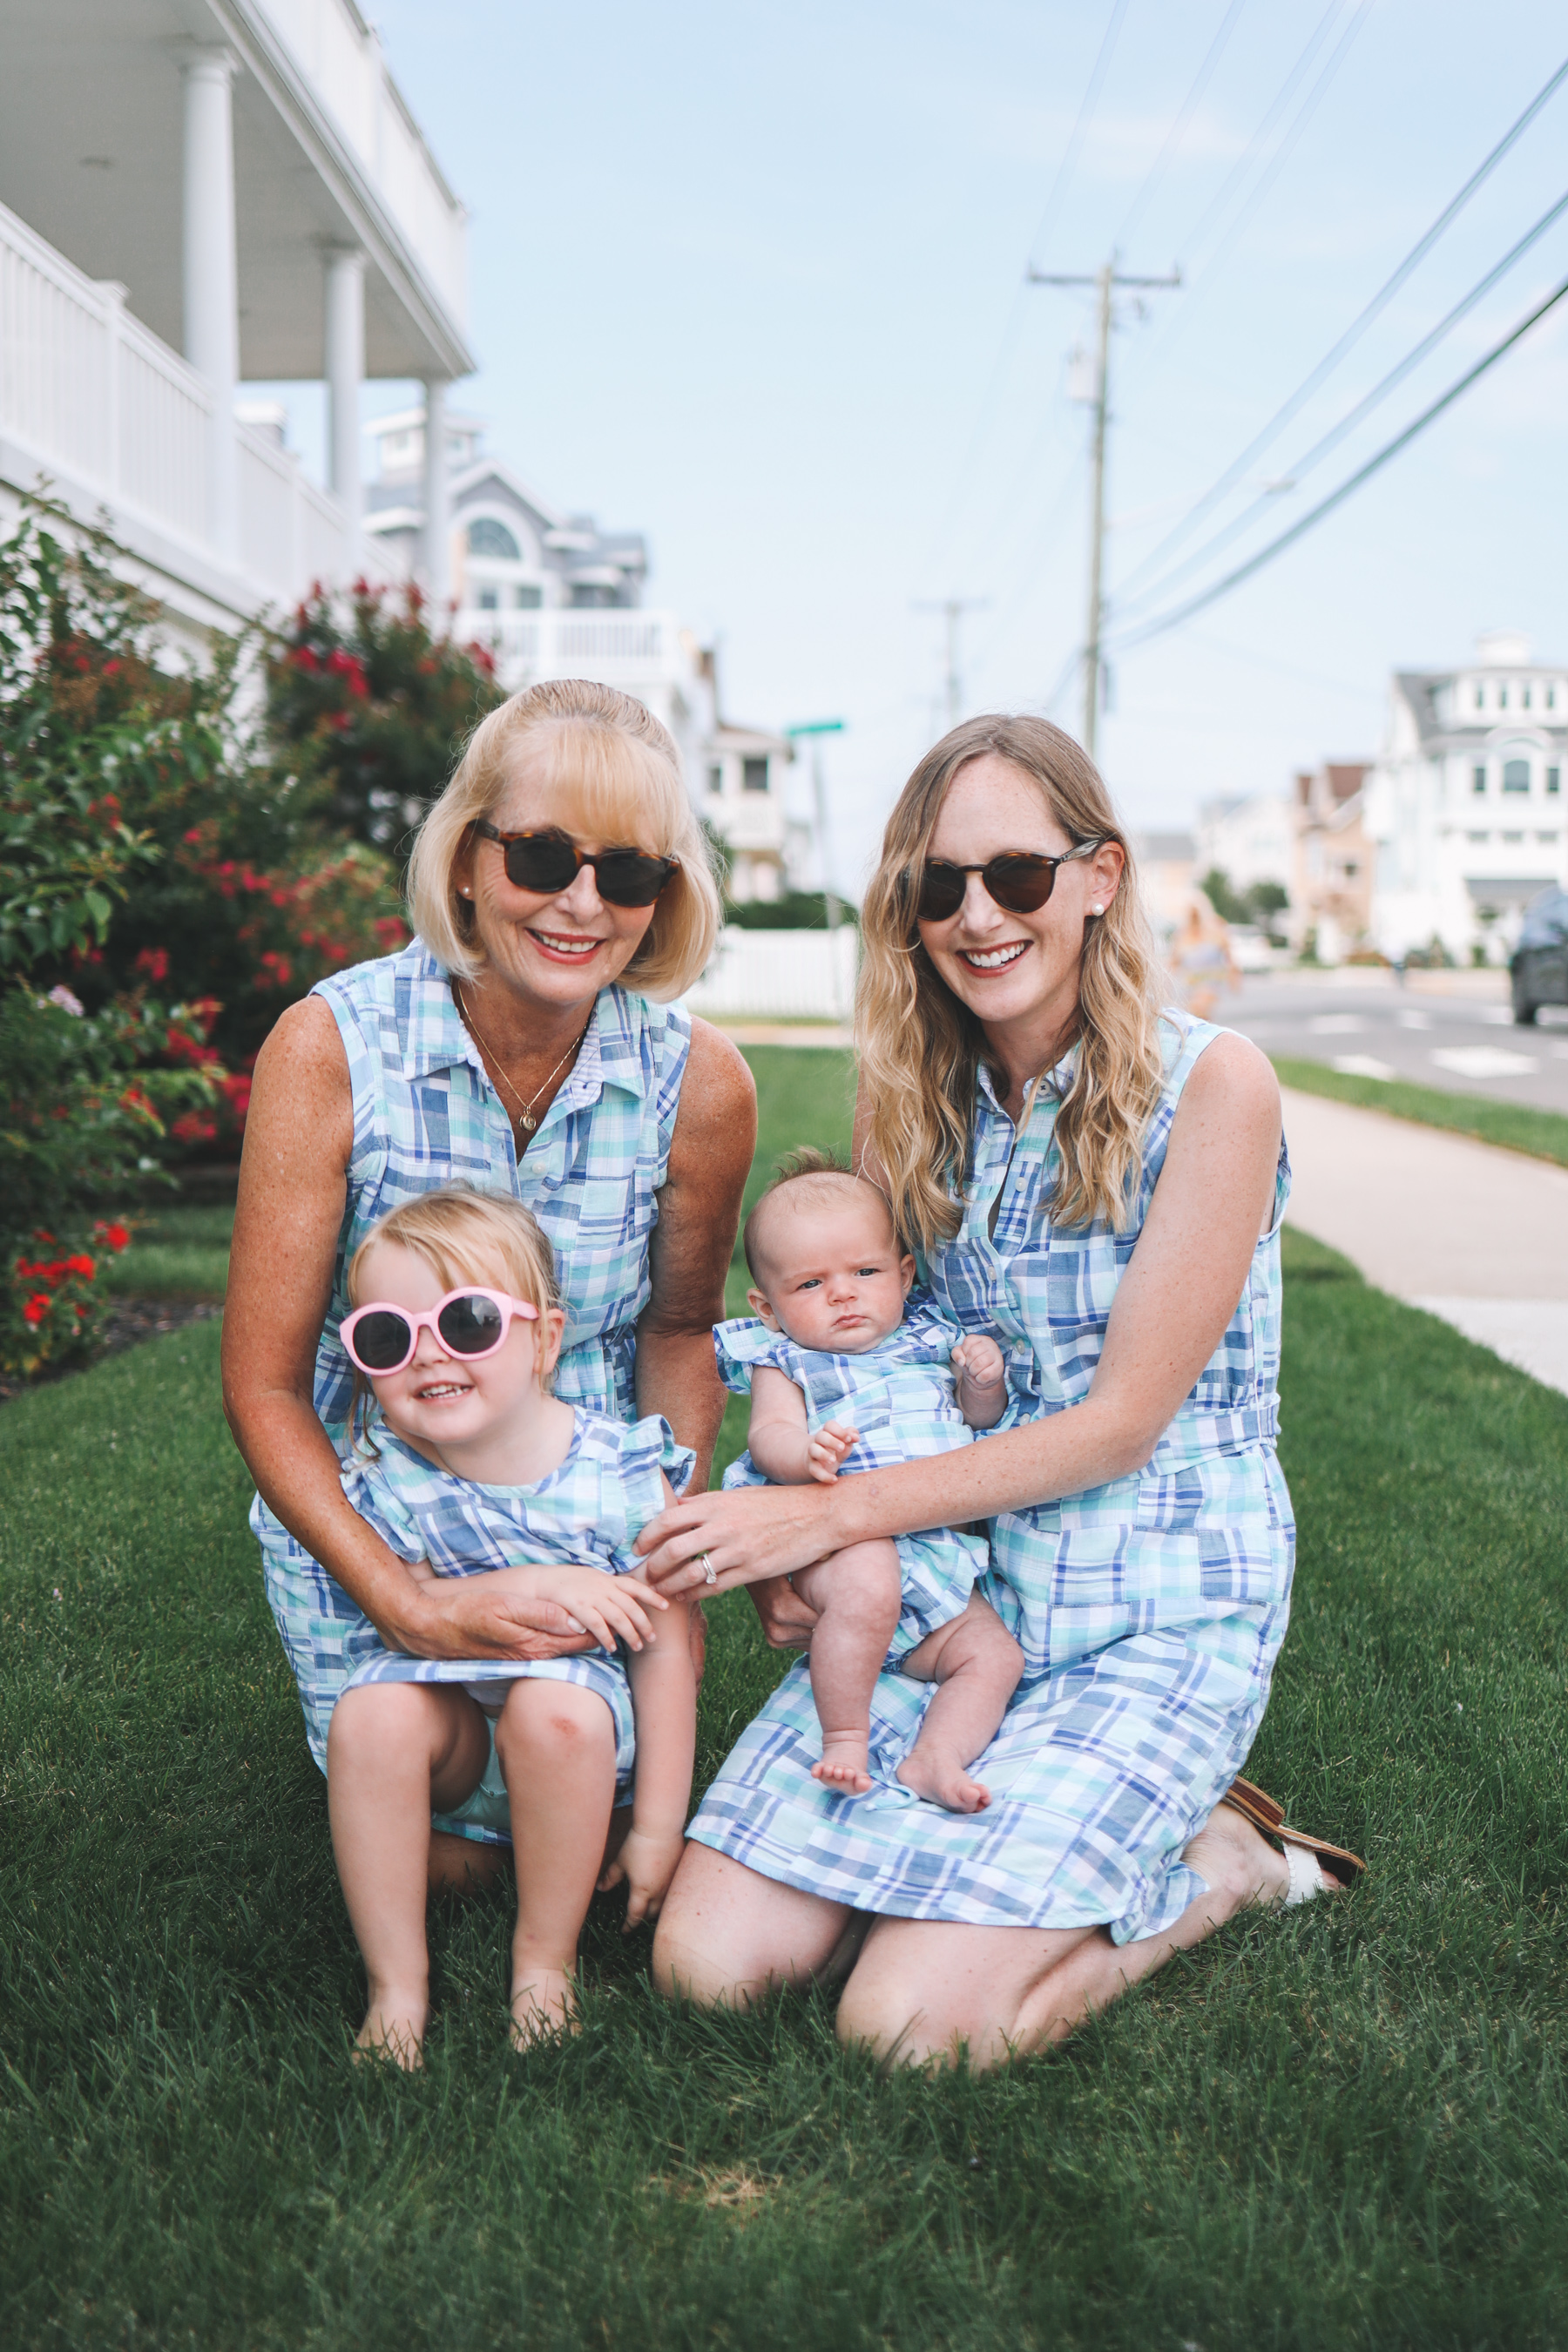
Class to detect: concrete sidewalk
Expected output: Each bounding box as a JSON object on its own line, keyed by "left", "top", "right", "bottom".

{"left": 1281, "top": 1087, "right": 1568, "bottom": 1395}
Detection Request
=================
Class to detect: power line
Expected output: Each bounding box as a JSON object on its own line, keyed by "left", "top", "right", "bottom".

{"left": 912, "top": 598, "right": 991, "bottom": 730}
{"left": 919, "top": 0, "right": 1132, "bottom": 583}
{"left": 1107, "top": 269, "right": 1568, "bottom": 652}
{"left": 1113, "top": 45, "right": 1568, "bottom": 605}
{"left": 1114, "top": 0, "right": 1248, "bottom": 255}
{"left": 1117, "top": 179, "right": 1568, "bottom": 618}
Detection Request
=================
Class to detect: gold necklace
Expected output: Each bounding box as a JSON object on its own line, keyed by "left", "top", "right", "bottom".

{"left": 456, "top": 986, "right": 591, "bottom": 1134}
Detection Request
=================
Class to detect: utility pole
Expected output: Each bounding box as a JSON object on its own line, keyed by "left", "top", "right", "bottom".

{"left": 912, "top": 596, "right": 990, "bottom": 731}
{"left": 1028, "top": 253, "right": 1179, "bottom": 760}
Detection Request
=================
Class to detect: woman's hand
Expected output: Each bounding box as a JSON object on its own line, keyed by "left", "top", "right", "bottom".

{"left": 748, "top": 1573, "right": 821, "bottom": 1651}
{"left": 634, "top": 1478, "right": 841, "bottom": 1596}
{"left": 403, "top": 1571, "right": 597, "bottom": 1662}
{"left": 482, "top": 1562, "right": 667, "bottom": 1654}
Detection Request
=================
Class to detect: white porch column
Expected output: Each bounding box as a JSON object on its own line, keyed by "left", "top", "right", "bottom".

{"left": 323, "top": 247, "right": 366, "bottom": 536}
{"left": 422, "top": 377, "right": 450, "bottom": 607}
{"left": 181, "top": 49, "right": 240, "bottom": 563}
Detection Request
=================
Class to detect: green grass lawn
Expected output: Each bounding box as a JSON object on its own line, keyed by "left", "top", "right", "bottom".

{"left": 4, "top": 1051, "right": 1568, "bottom": 2346}
{"left": 103, "top": 1202, "right": 235, "bottom": 1300}
{"left": 1273, "top": 1054, "right": 1568, "bottom": 1170}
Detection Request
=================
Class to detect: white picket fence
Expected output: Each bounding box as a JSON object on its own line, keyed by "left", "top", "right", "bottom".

{"left": 684, "top": 926, "right": 859, "bottom": 1021}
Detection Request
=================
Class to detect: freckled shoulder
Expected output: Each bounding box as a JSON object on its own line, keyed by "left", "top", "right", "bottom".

{"left": 669, "top": 1017, "right": 757, "bottom": 1166}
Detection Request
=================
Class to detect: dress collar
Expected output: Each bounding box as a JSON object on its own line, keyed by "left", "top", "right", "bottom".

{"left": 396, "top": 941, "right": 647, "bottom": 1104}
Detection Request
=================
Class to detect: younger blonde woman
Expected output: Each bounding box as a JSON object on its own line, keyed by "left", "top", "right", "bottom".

{"left": 328, "top": 1188, "right": 695, "bottom": 2063}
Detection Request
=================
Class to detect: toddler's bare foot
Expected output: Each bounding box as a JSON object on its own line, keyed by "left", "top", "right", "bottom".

{"left": 813, "top": 1730, "right": 874, "bottom": 1794}
{"left": 896, "top": 1744, "right": 993, "bottom": 1814}
{"left": 509, "top": 1966, "right": 580, "bottom": 2051}
{"left": 354, "top": 1984, "right": 428, "bottom": 2070}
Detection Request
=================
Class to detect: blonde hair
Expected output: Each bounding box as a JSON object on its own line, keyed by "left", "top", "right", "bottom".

{"left": 741, "top": 1146, "right": 896, "bottom": 1283}
{"left": 404, "top": 678, "right": 721, "bottom": 997}
{"left": 856, "top": 715, "right": 1166, "bottom": 1253}
{"left": 346, "top": 1188, "right": 563, "bottom": 1440}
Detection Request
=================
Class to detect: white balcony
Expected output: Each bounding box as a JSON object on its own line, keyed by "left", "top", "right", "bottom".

{"left": 0, "top": 197, "right": 355, "bottom": 614}
{"left": 456, "top": 606, "right": 685, "bottom": 693}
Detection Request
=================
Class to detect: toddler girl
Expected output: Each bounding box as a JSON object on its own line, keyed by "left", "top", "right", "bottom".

{"left": 717, "top": 1151, "right": 1022, "bottom": 1811}
{"left": 328, "top": 1187, "right": 695, "bottom": 2064}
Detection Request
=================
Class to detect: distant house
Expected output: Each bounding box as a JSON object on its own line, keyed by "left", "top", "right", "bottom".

{"left": 1364, "top": 632, "right": 1568, "bottom": 963}
{"left": 1292, "top": 764, "right": 1373, "bottom": 963}
{"left": 1196, "top": 792, "right": 1294, "bottom": 896}
{"left": 701, "top": 716, "right": 801, "bottom": 904}
{"left": 1130, "top": 829, "right": 1196, "bottom": 942}
{"left": 0, "top": 0, "right": 468, "bottom": 639}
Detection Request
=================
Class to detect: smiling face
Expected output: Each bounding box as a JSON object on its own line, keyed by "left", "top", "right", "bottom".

{"left": 353, "top": 1238, "right": 564, "bottom": 1455}
{"left": 747, "top": 1179, "right": 915, "bottom": 1355}
{"left": 916, "top": 753, "right": 1126, "bottom": 1067}
{"left": 450, "top": 746, "right": 666, "bottom": 1015}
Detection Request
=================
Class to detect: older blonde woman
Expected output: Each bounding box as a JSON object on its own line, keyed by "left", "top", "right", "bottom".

{"left": 225, "top": 679, "right": 754, "bottom": 1890}
{"left": 641, "top": 714, "right": 1361, "bottom": 2068}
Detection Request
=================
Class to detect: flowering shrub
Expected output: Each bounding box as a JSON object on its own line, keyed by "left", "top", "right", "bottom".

{"left": 267, "top": 578, "right": 504, "bottom": 855}
{"left": 0, "top": 982, "right": 226, "bottom": 1376}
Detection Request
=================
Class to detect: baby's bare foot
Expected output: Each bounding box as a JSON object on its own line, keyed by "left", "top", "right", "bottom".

{"left": 354, "top": 1986, "right": 428, "bottom": 2070}
{"left": 896, "top": 1745, "right": 992, "bottom": 1814}
{"left": 813, "top": 1731, "right": 874, "bottom": 1794}
{"left": 510, "top": 1966, "right": 580, "bottom": 2051}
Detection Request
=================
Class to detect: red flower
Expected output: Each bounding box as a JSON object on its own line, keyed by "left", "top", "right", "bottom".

{"left": 171, "top": 1112, "right": 218, "bottom": 1145}
{"left": 64, "top": 1254, "right": 96, "bottom": 1280}
{"left": 97, "top": 1223, "right": 131, "bottom": 1253}
{"left": 104, "top": 658, "right": 121, "bottom": 676}
{"left": 220, "top": 1073, "right": 252, "bottom": 1119}
{"left": 134, "top": 946, "right": 171, "bottom": 983}
{"left": 291, "top": 644, "right": 320, "bottom": 672}
{"left": 23, "top": 1295, "right": 50, "bottom": 1328}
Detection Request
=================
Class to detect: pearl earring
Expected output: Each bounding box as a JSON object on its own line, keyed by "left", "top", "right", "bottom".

{"left": 1090, "top": 903, "right": 1104, "bottom": 916}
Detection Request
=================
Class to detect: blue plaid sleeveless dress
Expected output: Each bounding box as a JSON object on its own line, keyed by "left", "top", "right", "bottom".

{"left": 714, "top": 1302, "right": 989, "bottom": 1657}
{"left": 251, "top": 939, "right": 692, "bottom": 1842}
{"left": 335, "top": 1411, "right": 693, "bottom": 1836}
{"left": 688, "top": 1014, "right": 1294, "bottom": 1946}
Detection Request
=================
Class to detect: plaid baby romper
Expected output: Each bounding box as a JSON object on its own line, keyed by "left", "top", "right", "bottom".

{"left": 687, "top": 1014, "right": 1294, "bottom": 1944}
{"left": 250, "top": 939, "right": 691, "bottom": 1845}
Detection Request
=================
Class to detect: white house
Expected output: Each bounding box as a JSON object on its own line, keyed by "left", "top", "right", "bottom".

{"left": 1195, "top": 792, "right": 1294, "bottom": 896}
{"left": 1365, "top": 632, "right": 1568, "bottom": 963}
{"left": 701, "top": 719, "right": 802, "bottom": 903}
{"left": 0, "top": 0, "right": 469, "bottom": 637}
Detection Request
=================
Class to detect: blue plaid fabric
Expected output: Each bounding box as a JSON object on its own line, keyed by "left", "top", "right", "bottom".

{"left": 688, "top": 1015, "right": 1296, "bottom": 1945}
{"left": 715, "top": 1301, "right": 989, "bottom": 1652}
{"left": 250, "top": 940, "right": 692, "bottom": 1821}
{"left": 334, "top": 1411, "right": 692, "bottom": 1825}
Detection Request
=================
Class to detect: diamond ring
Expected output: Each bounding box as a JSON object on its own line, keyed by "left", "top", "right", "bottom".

{"left": 697, "top": 1551, "right": 717, "bottom": 1585}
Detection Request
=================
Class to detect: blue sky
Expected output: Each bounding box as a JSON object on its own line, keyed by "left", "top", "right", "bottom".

{"left": 261, "top": 1, "right": 1568, "bottom": 893}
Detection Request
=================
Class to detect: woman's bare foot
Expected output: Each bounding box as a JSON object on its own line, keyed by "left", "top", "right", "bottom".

{"left": 354, "top": 1984, "right": 428, "bottom": 2070}
{"left": 510, "top": 1966, "right": 580, "bottom": 2050}
{"left": 896, "top": 1743, "right": 992, "bottom": 1814}
{"left": 813, "top": 1731, "right": 874, "bottom": 1794}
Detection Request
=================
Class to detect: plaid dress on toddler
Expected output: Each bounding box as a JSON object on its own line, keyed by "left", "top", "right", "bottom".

{"left": 336, "top": 1410, "right": 693, "bottom": 1843}
{"left": 714, "top": 1301, "right": 990, "bottom": 1659}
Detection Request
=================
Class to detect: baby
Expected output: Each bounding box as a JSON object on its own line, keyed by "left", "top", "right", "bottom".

{"left": 328, "top": 1186, "right": 696, "bottom": 2063}
{"left": 716, "top": 1151, "right": 1023, "bottom": 1811}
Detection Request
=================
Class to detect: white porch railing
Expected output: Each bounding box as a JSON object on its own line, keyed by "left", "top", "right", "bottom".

{"left": 456, "top": 606, "right": 681, "bottom": 691}
{"left": 0, "top": 195, "right": 355, "bottom": 609}
{"left": 685, "top": 927, "right": 860, "bottom": 1022}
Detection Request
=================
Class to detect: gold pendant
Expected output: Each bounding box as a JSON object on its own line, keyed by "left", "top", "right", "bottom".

{"left": 520, "top": 1112, "right": 537, "bottom": 1132}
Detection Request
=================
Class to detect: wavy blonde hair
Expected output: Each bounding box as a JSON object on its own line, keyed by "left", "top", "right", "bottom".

{"left": 857, "top": 715, "right": 1166, "bottom": 1253}
{"left": 404, "top": 678, "right": 721, "bottom": 997}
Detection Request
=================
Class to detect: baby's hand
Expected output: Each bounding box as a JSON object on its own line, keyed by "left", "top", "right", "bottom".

{"left": 598, "top": 1825, "right": 686, "bottom": 1929}
{"left": 497, "top": 1562, "right": 666, "bottom": 1653}
{"left": 805, "top": 1420, "right": 860, "bottom": 1483}
{"left": 951, "top": 1335, "right": 1006, "bottom": 1390}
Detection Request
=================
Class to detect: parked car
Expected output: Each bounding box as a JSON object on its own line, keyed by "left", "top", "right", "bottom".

{"left": 1510, "top": 887, "right": 1568, "bottom": 1024}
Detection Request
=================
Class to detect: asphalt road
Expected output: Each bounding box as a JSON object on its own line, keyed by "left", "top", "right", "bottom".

{"left": 1213, "top": 972, "right": 1568, "bottom": 1117}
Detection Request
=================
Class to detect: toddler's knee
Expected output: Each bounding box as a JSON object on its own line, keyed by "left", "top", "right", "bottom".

{"left": 496, "top": 1682, "right": 611, "bottom": 1766}
{"left": 328, "top": 1680, "right": 436, "bottom": 1765}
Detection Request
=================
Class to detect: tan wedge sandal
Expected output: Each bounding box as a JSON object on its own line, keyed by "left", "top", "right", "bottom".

{"left": 1219, "top": 1774, "right": 1366, "bottom": 1903}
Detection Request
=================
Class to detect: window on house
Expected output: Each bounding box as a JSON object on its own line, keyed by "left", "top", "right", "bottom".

{"left": 742, "top": 757, "right": 769, "bottom": 793}
{"left": 1548, "top": 685, "right": 1558, "bottom": 709}
{"left": 1499, "top": 686, "right": 1509, "bottom": 709}
{"left": 1503, "top": 759, "right": 1530, "bottom": 793}
{"left": 1473, "top": 765, "right": 1487, "bottom": 794}
{"left": 1548, "top": 767, "right": 1561, "bottom": 796}
{"left": 477, "top": 588, "right": 499, "bottom": 612}
{"left": 513, "top": 585, "right": 542, "bottom": 609}
{"left": 1475, "top": 685, "right": 1484, "bottom": 709}
{"left": 467, "top": 517, "right": 521, "bottom": 559}
{"left": 706, "top": 765, "right": 724, "bottom": 796}
{"left": 1522, "top": 686, "right": 1532, "bottom": 709}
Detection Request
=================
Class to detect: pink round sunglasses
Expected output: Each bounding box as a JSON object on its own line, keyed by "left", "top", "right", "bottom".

{"left": 340, "top": 1286, "right": 540, "bottom": 1376}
